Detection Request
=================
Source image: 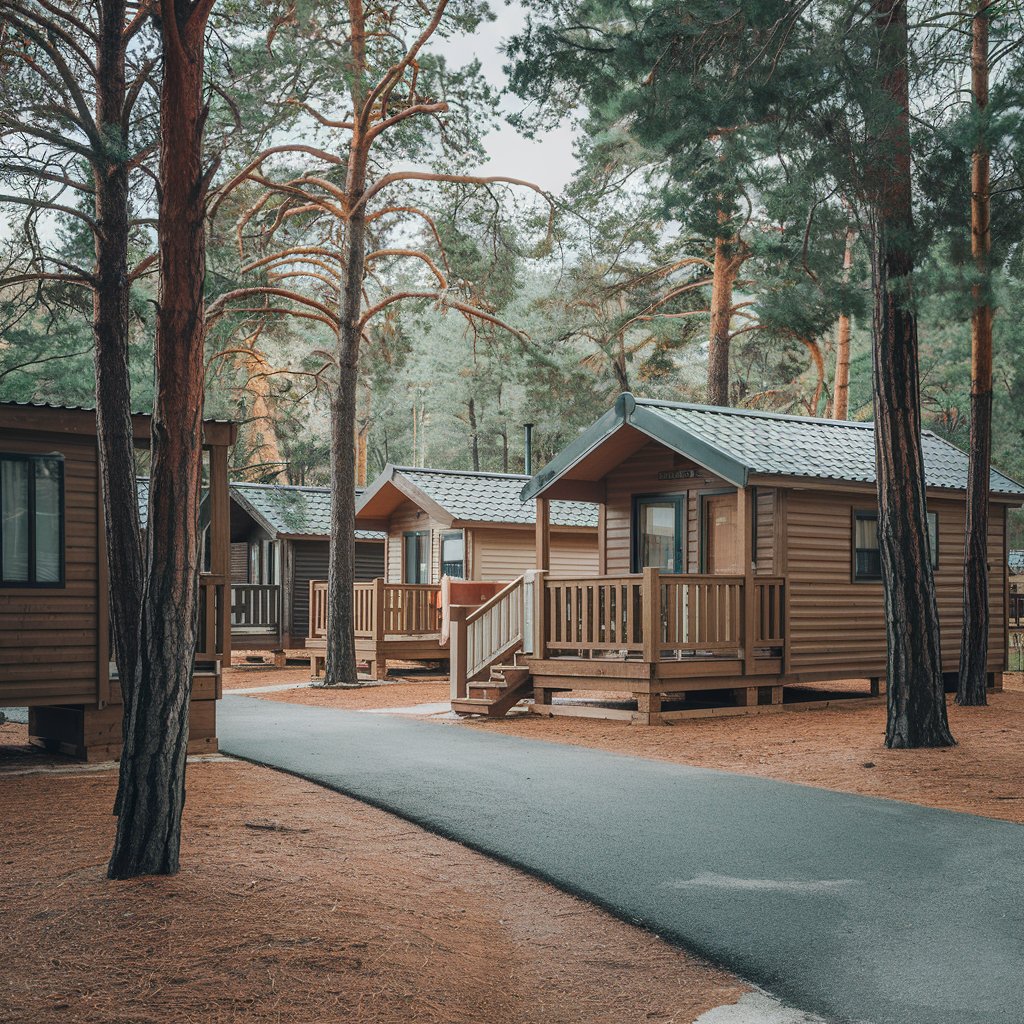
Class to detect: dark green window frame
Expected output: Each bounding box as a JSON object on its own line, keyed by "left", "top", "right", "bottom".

{"left": 0, "top": 452, "right": 65, "bottom": 588}
{"left": 853, "top": 509, "right": 937, "bottom": 582}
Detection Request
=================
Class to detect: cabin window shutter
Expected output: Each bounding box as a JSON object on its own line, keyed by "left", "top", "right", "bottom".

{"left": 0, "top": 453, "right": 64, "bottom": 587}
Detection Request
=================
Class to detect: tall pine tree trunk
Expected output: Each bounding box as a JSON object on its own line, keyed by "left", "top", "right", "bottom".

{"left": 958, "top": 0, "right": 993, "bottom": 706}
{"left": 108, "top": 0, "right": 215, "bottom": 878}
{"left": 832, "top": 224, "right": 856, "bottom": 420}
{"left": 867, "top": 0, "right": 954, "bottom": 749}
{"left": 706, "top": 226, "right": 737, "bottom": 406}
{"left": 323, "top": 143, "right": 367, "bottom": 688}
{"left": 93, "top": 0, "right": 144, "bottom": 730}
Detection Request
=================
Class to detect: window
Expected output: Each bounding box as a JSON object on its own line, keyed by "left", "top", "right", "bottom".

{"left": 632, "top": 495, "right": 685, "bottom": 573}
{"left": 441, "top": 530, "right": 465, "bottom": 579}
{"left": 854, "top": 509, "right": 937, "bottom": 581}
{"left": 0, "top": 453, "right": 64, "bottom": 586}
{"left": 404, "top": 530, "right": 430, "bottom": 584}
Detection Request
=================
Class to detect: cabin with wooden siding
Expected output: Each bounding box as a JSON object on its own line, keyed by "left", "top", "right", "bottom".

{"left": 304, "top": 467, "right": 599, "bottom": 678}
{"left": 447, "top": 394, "right": 1024, "bottom": 722}
{"left": 228, "top": 483, "right": 384, "bottom": 656}
{"left": 0, "top": 401, "right": 236, "bottom": 759}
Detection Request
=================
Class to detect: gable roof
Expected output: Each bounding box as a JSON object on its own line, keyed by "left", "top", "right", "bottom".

{"left": 1010, "top": 550, "right": 1024, "bottom": 575}
{"left": 521, "top": 393, "right": 1024, "bottom": 500}
{"left": 356, "top": 465, "right": 599, "bottom": 529}
{"left": 230, "top": 483, "right": 385, "bottom": 541}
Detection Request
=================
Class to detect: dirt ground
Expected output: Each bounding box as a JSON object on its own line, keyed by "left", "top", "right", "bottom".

{"left": 0, "top": 731, "right": 744, "bottom": 1024}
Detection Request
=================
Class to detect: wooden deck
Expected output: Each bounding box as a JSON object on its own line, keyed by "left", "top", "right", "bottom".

{"left": 306, "top": 579, "right": 446, "bottom": 677}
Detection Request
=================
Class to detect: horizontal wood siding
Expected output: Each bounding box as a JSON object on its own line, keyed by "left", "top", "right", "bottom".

{"left": 385, "top": 501, "right": 445, "bottom": 583}
{"left": 551, "top": 533, "right": 600, "bottom": 576}
{"left": 230, "top": 542, "right": 249, "bottom": 584}
{"left": 356, "top": 538, "right": 385, "bottom": 582}
{"left": 604, "top": 440, "right": 738, "bottom": 574}
{"left": 755, "top": 488, "right": 775, "bottom": 575}
{"left": 0, "top": 436, "right": 100, "bottom": 706}
{"left": 786, "top": 491, "right": 1006, "bottom": 676}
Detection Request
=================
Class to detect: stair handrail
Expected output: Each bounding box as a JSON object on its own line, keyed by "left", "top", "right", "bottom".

{"left": 449, "top": 576, "right": 525, "bottom": 700}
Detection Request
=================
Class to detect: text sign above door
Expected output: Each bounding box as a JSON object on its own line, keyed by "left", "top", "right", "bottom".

{"left": 657, "top": 468, "right": 701, "bottom": 481}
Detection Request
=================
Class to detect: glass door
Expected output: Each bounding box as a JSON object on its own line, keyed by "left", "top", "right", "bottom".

{"left": 404, "top": 530, "right": 430, "bottom": 584}
{"left": 632, "top": 496, "right": 685, "bottom": 573}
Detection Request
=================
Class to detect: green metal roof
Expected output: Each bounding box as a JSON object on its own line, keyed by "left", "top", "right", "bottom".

{"left": 522, "top": 393, "right": 1024, "bottom": 500}
{"left": 362, "top": 466, "right": 599, "bottom": 528}
{"left": 231, "top": 483, "right": 385, "bottom": 541}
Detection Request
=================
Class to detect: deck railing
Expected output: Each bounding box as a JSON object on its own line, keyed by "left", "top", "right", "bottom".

{"left": 449, "top": 577, "right": 525, "bottom": 698}
{"left": 230, "top": 583, "right": 281, "bottom": 635}
{"left": 308, "top": 579, "right": 443, "bottom": 641}
{"left": 196, "top": 576, "right": 227, "bottom": 664}
{"left": 538, "top": 569, "right": 785, "bottom": 664}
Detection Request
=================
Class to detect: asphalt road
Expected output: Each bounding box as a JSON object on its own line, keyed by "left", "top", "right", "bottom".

{"left": 219, "top": 696, "right": 1024, "bottom": 1024}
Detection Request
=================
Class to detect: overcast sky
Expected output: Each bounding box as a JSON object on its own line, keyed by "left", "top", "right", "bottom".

{"left": 437, "top": 2, "right": 579, "bottom": 194}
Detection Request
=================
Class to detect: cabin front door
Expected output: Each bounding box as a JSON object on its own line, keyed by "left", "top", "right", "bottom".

{"left": 703, "top": 493, "right": 743, "bottom": 574}
{"left": 632, "top": 496, "right": 685, "bottom": 573}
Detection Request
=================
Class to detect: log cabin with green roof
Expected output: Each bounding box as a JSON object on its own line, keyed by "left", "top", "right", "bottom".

{"left": 0, "top": 401, "right": 236, "bottom": 759}
{"left": 446, "top": 393, "right": 1024, "bottom": 723}
{"left": 302, "top": 466, "right": 600, "bottom": 678}
{"left": 227, "top": 483, "right": 384, "bottom": 657}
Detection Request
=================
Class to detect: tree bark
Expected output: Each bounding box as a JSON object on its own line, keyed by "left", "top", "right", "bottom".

{"left": 958, "top": 0, "right": 993, "bottom": 706}
{"left": 707, "top": 223, "right": 741, "bottom": 406}
{"left": 832, "top": 224, "right": 856, "bottom": 420}
{"left": 867, "top": 0, "right": 954, "bottom": 749}
{"left": 468, "top": 397, "right": 480, "bottom": 471}
{"left": 92, "top": 0, "right": 144, "bottom": 782}
{"left": 323, "top": 132, "right": 367, "bottom": 687}
{"left": 108, "top": 0, "right": 215, "bottom": 878}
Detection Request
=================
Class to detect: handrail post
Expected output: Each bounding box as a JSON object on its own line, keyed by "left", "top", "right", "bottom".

{"left": 642, "top": 566, "right": 660, "bottom": 663}
{"left": 373, "top": 577, "right": 386, "bottom": 641}
{"left": 532, "top": 570, "right": 547, "bottom": 660}
{"left": 449, "top": 605, "right": 469, "bottom": 701}
{"left": 738, "top": 486, "right": 755, "bottom": 674}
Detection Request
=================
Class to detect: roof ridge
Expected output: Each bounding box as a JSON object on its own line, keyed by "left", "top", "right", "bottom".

{"left": 395, "top": 466, "right": 530, "bottom": 481}
{"left": 632, "top": 394, "right": 877, "bottom": 429}
{"left": 231, "top": 481, "right": 332, "bottom": 493}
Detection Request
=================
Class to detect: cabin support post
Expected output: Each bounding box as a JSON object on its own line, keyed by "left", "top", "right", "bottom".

{"left": 642, "top": 566, "right": 661, "bottom": 665}
{"left": 273, "top": 650, "right": 287, "bottom": 668}
{"left": 738, "top": 485, "right": 755, "bottom": 676}
{"left": 371, "top": 576, "right": 386, "bottom": 679}
{"left": 531, "top": 569, "right": 548, "bottom": 660}
{"left": 210, "top": 443, "right": 232, "bottom": 669}
{"left": 449, "top": 605, "right": 469, "bottom": 701}
{"left": 633, "top": 692, "right": 662, "bottom": 726}
{"left": 870, "top": 676, "right": 887, "bottom": 697}
{"left": 535, "top": 497, "right": 551, "bottom": 571}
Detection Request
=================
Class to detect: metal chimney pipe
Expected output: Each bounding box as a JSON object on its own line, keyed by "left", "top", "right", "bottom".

{"left": 523, "top": 423, "right": 534, "bottom": 476}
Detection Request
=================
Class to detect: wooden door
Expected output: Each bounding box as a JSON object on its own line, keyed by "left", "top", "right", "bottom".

{"left": 704, "top": 494, "right": 742, "bottom": 574}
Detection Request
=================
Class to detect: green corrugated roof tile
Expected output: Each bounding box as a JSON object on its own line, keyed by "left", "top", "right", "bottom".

{"left": 522, "top": 394, "right": 1024, "bottom": 500}
{"left": 230, "top": 483, "right": 385, "bottom": 541}
{"left": 394, "top": 468, "right": 599, "bottom": 528}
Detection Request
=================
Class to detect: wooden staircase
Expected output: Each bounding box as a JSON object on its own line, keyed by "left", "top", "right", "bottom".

{"left": 451, "top": 657, "right": 532, "bottom": 718}
{"left": 449, "top": 576, "right": 533, "bottom": 718}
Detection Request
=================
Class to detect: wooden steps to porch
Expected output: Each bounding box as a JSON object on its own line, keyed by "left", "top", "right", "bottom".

{"left": 451, "top": 662, "right": 533, "bottom": 718}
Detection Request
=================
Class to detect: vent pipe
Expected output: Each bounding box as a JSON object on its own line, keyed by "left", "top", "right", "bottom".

{"left": 523, "top": 423, "right": 534, "bottom": 477}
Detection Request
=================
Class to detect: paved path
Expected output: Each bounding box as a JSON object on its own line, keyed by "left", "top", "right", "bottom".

{"left": 220, "top": 696, "right": 1024, "bottom": 1024}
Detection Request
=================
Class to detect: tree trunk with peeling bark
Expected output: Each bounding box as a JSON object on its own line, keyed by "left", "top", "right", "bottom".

{"left": 958, "top": 0, "right": 993, "bottom": 707}
{"left": 832, "top": 224, "right": 855, "bottom": 420}
{"left": 108, "top": 0, "right": 216, "bottom": 878}
{"left": 867, "top": 0, "right": 954, "bottom": 749}
{"left": 707, "top": 228, "right": 740, "bottom": 406}
{"left": 323, "top": 142, "right": 367, "bottom": 688}
{"left": 93, "top": 0, "right": 144, "bottom": 777}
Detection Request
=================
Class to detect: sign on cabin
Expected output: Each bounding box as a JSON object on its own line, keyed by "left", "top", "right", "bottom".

{"left": 657, "top": 468, "right": 701, "bottom": 481}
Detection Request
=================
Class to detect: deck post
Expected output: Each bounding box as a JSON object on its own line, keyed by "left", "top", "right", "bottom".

{"left": 535, "top": 497, "right": 551, "bottom": 571}
{"left": 641, "top": 566, "right": 661, "bottom": 665}
{"left": 449, "top": 605, "right": 469, "bottom": 701}
{"left": 531, "top": 570, "right": 548, "bottom": 660}
{"left": 738, "top": 485, "right": 755, "bottom": 676}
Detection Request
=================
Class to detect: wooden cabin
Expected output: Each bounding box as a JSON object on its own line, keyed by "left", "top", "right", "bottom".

{"left": 305, "top": 466, "right": 599, "bottom": 678}
{"left": 447, "top": 394, "right": 1023, "bottom": 722}
{"left": 228, "top": 483, "right": 384, "bottom": 656}
{"left": 0, "top": 401, "right": 236, "bottom": 759}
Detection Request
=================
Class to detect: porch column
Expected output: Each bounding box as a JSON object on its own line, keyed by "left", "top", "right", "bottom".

{"left": 449, "top": 605, "right": 469, "bottom": 701}
{"left": 210, "top": 443, "right": 231, "bottom": 668}
{"left": 535, "top": 497, "right": 551, "bottom": 571}
{"left": 738, "top": 485, "right": 755, "bottom": 676}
